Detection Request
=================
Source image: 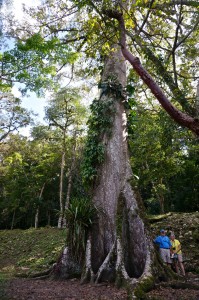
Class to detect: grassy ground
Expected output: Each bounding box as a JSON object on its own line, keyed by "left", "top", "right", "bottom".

{"left": 0, "top": 228, "right": 129, "bottom": 300}
{"left": 0, "top": 227, "right": 66, "bottom": 278}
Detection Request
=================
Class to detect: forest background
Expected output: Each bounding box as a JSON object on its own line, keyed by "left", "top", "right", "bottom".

{"left": 0, "top": 0, "right": 198, "bottom": 231}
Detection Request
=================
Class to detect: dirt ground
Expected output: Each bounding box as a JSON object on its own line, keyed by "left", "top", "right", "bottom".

{"left": 3, "top": 278, "right": 128, "bottom": 300}
{"left": 147, "top": 286, "right": 199, "bottom": 300}
{"left": 2, "top": 276, "right": 199, "bottom": 300}
{"left": 147, "top": 272, "right": 199, "bottom": 299}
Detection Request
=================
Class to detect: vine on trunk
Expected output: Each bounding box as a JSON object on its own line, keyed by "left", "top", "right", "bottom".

{"left": 81, "top": 77, "right": 127, "bottom": 185}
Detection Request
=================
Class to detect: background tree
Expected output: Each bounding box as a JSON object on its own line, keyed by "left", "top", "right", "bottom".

{"left": 0, "top": 92, "right": 33, "bottom": 141}
{"left": 0, "top": 124, "right": 88, "bottom": 230}
{"left": 45, "top": 87, "right": 88, "bottom": 228}
{"left": 0, "top": 133, "right": 61, "bottom": 229}
{"left": 105, "top": 3, "right": 199, "bottom": 135}
{"left": 1, "top": 0, "right": 198, "bottom": 133}
{"left": 128, "top": 102, "right": 199, "bottom": 214}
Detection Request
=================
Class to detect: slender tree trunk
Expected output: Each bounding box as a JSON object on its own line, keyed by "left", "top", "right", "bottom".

{"left": 35, "top": 183, "right": 46, "bottom": 229}
{"left": 35, "top": 207, "right": 39, "bottom": 229}
{"left": 159, "top": 179, "right": 165, "bottom": 214}
{"left": 11, "top": 209, "right": 16, "bottom": 230}
{"left": 62, "top": 138, "right": 77, "bottom": 228}
{"left": 159, "top": 195, "right": 165, "bottom": 215}
{"left": 58, "top": 152, "right": 65, "bottom": 228}
{"left": 196, "top": 81, "right": 199, "bottom": 118}
{"left": 47, "top": 210, "right": 51, "bottom": 226}
{"left": 65, "top": 171, "right": 72, "bottom": 209}
{"left": 145, "top": 162, "right": 165, "bottom": 214}
{"left": 65, "top": 140, "right": 77, "bottom": 210}
{"left": 151, "top": 178, "right": 165, "bottom": 214}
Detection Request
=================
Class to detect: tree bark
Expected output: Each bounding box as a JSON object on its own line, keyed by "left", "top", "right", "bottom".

{"left": 35, "top": 207, "right": 39, "bottom": 229}
{"left": 11, "top": 209, "right": 16, "bottom": 230}
{"left": 35, "top": 183, "right": 46, "bottom": 229}
{"left": 58, "top": 152, "right": 65, "bottom": 228}
{"left": 62, "top": 136, "right": 77, "bottom": 228}
{"left": 55, "top": 46, "right": 173, "bottom": 300}
{"left": 126, "top": 35, "right": 195, "bottom": 116}
{"left": 47, "top": 210, "right": 51, "bottom": 226}
{"left": 81, "top": 47, "right": 152, "bottom": 287}
{"left": 196, "top": 81, "right": 199, "bottom": 118}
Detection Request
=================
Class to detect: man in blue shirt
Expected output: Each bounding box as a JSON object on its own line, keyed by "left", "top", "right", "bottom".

{"left": 154, "top": 229, "right": 172, "bottom": 265}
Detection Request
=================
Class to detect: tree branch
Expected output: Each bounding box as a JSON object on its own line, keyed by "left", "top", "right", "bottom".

{"left": 125, "top": 30, "right": 195, "bottom": 116}
{"left": 147, "top": 0, "right": 199, "bottom": 9}
{"left": 104, "top": 9, "right": 199, "bottom": 136}
{"left": 176, "top": 14, "right": 199, "bottom": 48}
{"left": 137, "top": 0, "right": 156, "bottom": 35}
{"left": 171, "top": 3, "right": 183, "bottom": 86}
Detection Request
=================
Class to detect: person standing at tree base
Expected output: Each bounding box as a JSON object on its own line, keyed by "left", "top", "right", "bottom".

{"left": 154, "top": 229, "right": 172, "bottom": 265}
{"left": 170, "top": 233, "right": 186, "bottom": 276}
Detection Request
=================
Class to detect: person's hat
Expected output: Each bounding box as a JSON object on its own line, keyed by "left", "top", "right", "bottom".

{"left": 160, "top": 229, "right": 165, "bottom": 233}
{"left": 170, "top": 232, "right": 175, "bottom": 237}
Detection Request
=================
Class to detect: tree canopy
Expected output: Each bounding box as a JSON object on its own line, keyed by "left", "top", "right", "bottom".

{"left": 0, "top": 0, "right": 198, "bottom": 224}
{"left": 0, "top": 92, "right": 33, "bottom": 141}
{"left": 1, "top": 0, "right": 199, "bottom": 134}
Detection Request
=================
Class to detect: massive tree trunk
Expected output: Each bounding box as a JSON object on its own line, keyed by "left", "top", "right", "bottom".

{"left": 56, "top": 47, "right": 171, "bottom": 298}
{"left": 82, "top": 48, "right": 156, "bottom": 293}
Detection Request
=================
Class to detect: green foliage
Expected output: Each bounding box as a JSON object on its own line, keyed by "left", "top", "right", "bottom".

{"left": 128, "top": 104, "right": 199, "bottom": 214}
{"left": 45, "top": 87, "right": 88, "bottom": 133}
{"left": 168, "top": 143, "right": 199, "bottom": 212}
{"left": 0, "top": 133, "right": 61, "bottom": 229}
{"left": 0, "top": 86, "right": 88, "bottom": 230}
{"left": 81, "top": 97, "right": 115, "bottom": 184}
{"left": 98, "top": 77, "right": 125, "bottom": 100}
{"left": 1, "top": 34, "right": 79, "bottom": 95}
{"left": 0, "top": 93, "right": 33, "bottom": 141}
{"left": 82, "top": 76, "right": 127, "bottom": 184}
{"left": 65, "top": 197, "right": 97, "bottom": 263}
{"left": 0, "top": 110, "right": 88, "bottom": 230}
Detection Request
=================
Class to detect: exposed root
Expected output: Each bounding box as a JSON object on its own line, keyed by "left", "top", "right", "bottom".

{"left": 116, "top": 237, "right": 134, "bottom": 282}
{"left": 82, "top": 234, "right": 156, "bottom": 299}
{"left": 15, "top": 267, "right": 54, "bottom": 279}
{"left": 95, "top": 239, "right": 116, "bottom": 283}
{"left": 81, "top": 237, "right": 94, "bottom": 283}
{"left": 116, "top": 235, "right": 155, "bottom": 299}
{"left": 148, "top": 212, "right": 172, "bottom": 223}
{"left": 155, "top": 280, "right": 199, "bottom": 290}
{"left": 31, "top": 274, "right": 52, "bottom": 280}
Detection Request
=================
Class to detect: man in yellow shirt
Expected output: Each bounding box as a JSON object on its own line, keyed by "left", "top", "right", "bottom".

{"left": 170, "top": 233, "right": 185, "bottom": 276}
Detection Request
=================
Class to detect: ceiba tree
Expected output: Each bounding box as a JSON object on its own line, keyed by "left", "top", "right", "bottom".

{"left": 0, "top": 93, "right": 33, "bottom": 141}
{"left": 1, "top": 0, "right": 199, "bottom": 297}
